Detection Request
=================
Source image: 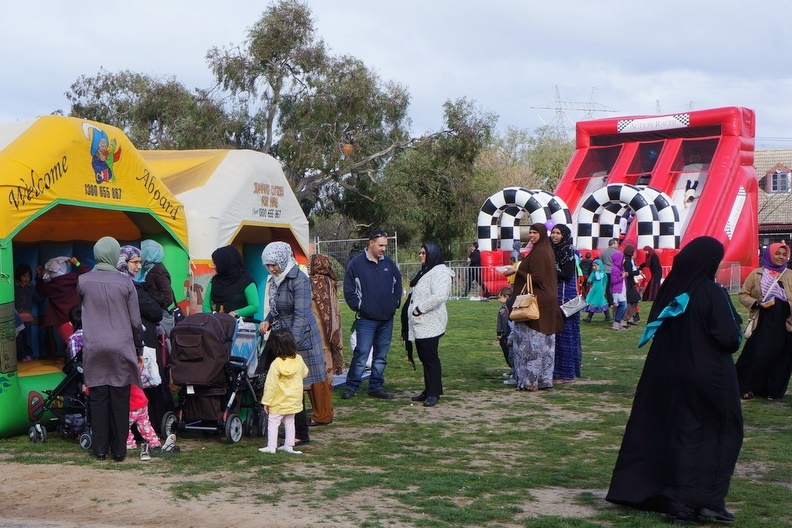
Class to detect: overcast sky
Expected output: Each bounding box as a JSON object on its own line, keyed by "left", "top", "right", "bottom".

{"left": 2, "top": 0, "right": 790, "bottom": 149}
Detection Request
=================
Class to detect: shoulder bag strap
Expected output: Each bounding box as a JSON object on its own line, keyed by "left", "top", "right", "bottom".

{"left": 762, "top": 269, "right": 785, "bottom": 303}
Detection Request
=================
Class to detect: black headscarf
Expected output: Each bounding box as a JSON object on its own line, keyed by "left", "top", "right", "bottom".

{"left": 402, "top": 242, "right": 445, "bottom": 369}
{"left": 210, "top": 245, "right": 255, "bottom": 306}
{"left": 550, "top": 223, "right": 575, "bottom": 270}
{"left": 646, "top": 236, "right": 723, "bottom": 323}
{"left": 409, "top": 242, "right": 445, "bottom": 287}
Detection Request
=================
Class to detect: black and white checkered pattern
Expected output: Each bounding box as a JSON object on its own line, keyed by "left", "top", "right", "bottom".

{"left": 476, "top": 187, "right": 572, "bottom": 251}
{"left": 616, "top": 113, "right": 691, "bottom": 134}
{"left": 576, "top": 184, "right": 679, "bottom": 250}
{"left": 639, "top": 187, "right": 681, "bottom": 249}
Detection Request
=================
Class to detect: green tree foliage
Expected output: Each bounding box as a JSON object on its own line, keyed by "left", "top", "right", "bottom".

{"left": 66, "top": 69, "right": 234, "bottom": 150}
{"left": 206, "top": 0, "right": 327, "bottom": 153}
{"left": 207, "top": 0, "right": 411, "bottom": 217}
{"left": 381, "top": 98, "right": 497, "bottom": 254}
{"left": 276, "top": 54, "right": 411, "bottom": 216}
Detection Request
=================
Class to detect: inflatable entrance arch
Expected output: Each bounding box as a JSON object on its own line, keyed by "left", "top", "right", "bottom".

{"left": 477, "top": 187, "right": 572, "bottom": 251}
{"left": 0, "top": 116, "right": 189, "bottom": 438}
{"left": 576, "top": 184, "right": 680, "bottom": 250}
{"left": 476, "top": 187, "right": 572, "bottom": 293}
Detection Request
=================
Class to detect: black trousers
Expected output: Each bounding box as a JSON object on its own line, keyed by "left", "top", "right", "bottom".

{"left": 295, "top": 395, "right": 309, "bottom": 441}
{"left": 416, "top": 336, "right": 443, "bottom": 398}
{"left": 89, "top": 384, "right": 131, "bottom": 459}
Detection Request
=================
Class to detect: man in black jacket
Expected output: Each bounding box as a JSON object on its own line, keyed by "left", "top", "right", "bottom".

{"left": 342, "top": 230, "right": 402, "bottom": 399}
{"left": 464, "top": 242, "right": 488, "bottom": 298}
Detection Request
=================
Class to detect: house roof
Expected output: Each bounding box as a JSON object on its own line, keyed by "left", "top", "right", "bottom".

{"left": 755, "top": 149, "right": 792, "bottom": 230}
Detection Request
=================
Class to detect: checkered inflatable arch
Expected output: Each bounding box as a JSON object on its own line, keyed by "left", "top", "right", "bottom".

{"left": 576, "top": 184, "right": 679, "bottom": 250}
{"left": 476, "top": 187, "right": 572, "bottom": 251}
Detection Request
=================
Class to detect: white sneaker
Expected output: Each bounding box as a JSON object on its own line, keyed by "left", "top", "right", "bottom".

{"left": 277, "top": 445, "right": 303, "bottom": 455}
{"left": 140, "top": 443, "right": 150, "bottom": 461}
{"left": 162, "top": 434, "right": 177, "bottom": 452}
{"left": 258, "top": 446, "right": 276, "bottom": 454}
{"left": 503, "top": 378, "right": 517, "bottom": 385}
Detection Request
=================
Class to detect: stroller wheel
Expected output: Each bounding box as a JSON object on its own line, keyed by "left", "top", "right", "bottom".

{"left": 256, "top": 409, "right": 267, "bottom": 438}
{"left": 243, "top": 412, "right": 254, "bottom": 437}
{"left": 78, "top": 431, "right": 93, "bottom": 450}
{"left": 160, "top": 411, "right": 178, "bottom": 437}
{"left": 28, "top": 424, "right": 47, "bottom": 443}
{"left": 225, "top": 414, "right": 243, "bottom": 443}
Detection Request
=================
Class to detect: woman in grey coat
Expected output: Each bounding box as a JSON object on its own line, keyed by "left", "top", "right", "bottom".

{"left": 259, "top": 242, "right": 325, "bottom": 445}
{"left": 79, "top": 236, "right": 144, "bottom": 461}
{"left": 405, "top": 242, "right": 454, "bottom": 407}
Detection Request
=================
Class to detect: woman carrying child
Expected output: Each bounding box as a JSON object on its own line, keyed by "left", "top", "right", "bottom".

{"left": 259, "top": 329, "right": 308, "bottom": 455}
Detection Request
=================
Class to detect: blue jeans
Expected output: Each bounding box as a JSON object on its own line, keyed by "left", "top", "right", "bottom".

{"left": 345, "top": 317, "right": 394, "bottom": 393}
{"left": 613, "top": 300, "right": 627, "bottom": 323}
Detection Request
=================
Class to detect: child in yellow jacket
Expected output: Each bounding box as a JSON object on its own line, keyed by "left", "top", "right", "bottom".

{"left": 259, "top": 329, "right": 308, "bottom": 455}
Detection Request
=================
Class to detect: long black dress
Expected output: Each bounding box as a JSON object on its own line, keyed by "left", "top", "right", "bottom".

{"left": 735, "top": 300, "right": 792, "bottom": 399}
{"left": 607, "top": 280, "right": 743, "bottom": 517}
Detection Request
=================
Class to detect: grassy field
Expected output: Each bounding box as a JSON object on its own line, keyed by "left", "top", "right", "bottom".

{"left": 2, "top": 297, "right": 792, "bottom": 527}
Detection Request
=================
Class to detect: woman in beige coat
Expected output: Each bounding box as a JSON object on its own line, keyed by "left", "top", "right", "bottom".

{"left": 735, "top": 242, "right": 792, "bottom": 400}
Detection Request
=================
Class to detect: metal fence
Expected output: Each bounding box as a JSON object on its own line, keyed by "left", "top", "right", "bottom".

{"left": 315, "top": 234, "right": 399, "bottom": 271}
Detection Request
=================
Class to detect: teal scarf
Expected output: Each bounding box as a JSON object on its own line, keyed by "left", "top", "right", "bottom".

{"left": 637, "top": 293, "right": 690, "bottom": 348}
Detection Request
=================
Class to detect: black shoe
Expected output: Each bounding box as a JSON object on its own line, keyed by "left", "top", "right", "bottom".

{"left": 634, "top": 313, "right": 640, "bottom": 322}
{"left": 113, "top": 455, "right": 125, "bottom": 462}
{"left": 582, "top": 316, "right": 592, "bottom": 323}
{"left": 411, "top": 393, "right": 427, "bottom": 402}
{"left": 308, "top": 420, "right": 330, "bottom": 427}
{"left": 368, "top": 389, "right": 395, "bottom": 399}
{"left": 672, "top": 513, "right": 699, "bottom": 526}
{"left": 341, "top": 390, "right": 355, "bottom": 400}
{"left": 294, "top": 438, "right": 310, "bottom": 447}
{"left": 423, "top": 396, "right": 439, "bottom": 407}
{"left": 96, "top": 454, "right": 106, "bottom": 461}
{"left": 697, "top": 508, "right": 735, "bottom": 522}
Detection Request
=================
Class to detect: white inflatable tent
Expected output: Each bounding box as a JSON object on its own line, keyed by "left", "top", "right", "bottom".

{"left": 141, "top": 149, "right": 309, "bottom": 320}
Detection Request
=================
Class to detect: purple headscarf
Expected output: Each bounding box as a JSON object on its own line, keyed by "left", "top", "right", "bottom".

{"left": 117, "top": 245, "right": 141, "bottom": 278}
{"left": 761, "top": 243, "right": 790, "bottom": 273}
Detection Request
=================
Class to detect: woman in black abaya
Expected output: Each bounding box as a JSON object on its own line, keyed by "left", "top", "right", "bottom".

{"left": 606, "top": 236, "right": 743, "bottom": 525}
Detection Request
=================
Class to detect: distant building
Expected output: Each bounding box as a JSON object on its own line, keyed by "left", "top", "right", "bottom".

{"left": 755, "top": 149, "right": 792, "bottom": 246}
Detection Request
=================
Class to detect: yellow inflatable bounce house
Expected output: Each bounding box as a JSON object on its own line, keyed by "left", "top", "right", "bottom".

{"left": 0, "top": 116, "right": 189, "bottom": 437}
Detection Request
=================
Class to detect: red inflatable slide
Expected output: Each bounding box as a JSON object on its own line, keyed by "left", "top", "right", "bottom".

{"left": 477, "top": 106, "right": 758, "bottom": 290}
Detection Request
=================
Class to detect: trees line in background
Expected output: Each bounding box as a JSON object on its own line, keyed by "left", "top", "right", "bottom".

{"left": 62, "top": 0, "right": 573, "bottom": 258}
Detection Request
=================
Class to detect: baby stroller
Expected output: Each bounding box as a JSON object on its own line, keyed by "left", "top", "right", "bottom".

{"left": 164, "top": 312, "right": 265, "bottom": 443}
{"left": 28, "top": 351, "right": 93, "bottom": 450}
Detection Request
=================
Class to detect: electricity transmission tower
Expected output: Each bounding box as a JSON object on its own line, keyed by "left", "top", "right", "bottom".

{"left": 532, "top": 86, "right": 618, "bottom": 139}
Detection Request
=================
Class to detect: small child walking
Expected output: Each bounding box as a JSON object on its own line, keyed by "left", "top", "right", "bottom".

{"left": 582, "top": 259, "right": 610, "bottom": 323}
{"left": 496, "top": 287, "right": 515, "bottom": 384}
{"left": 260, "top": 329, "right": 308, "bottom": 455}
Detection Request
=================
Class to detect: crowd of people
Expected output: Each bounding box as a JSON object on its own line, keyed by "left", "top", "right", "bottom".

{"left": 19, "top": 225, "right": 792, "bottom": 526}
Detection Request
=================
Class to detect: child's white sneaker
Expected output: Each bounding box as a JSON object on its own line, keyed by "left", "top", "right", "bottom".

{"left": 140, "top": 443, "right": 150, "bottom": 461}
{"left": 258, "top": 446, "right": 277, "bottom": 454}
{"left": 162, "top": 434, "right": 178, "bottom": 452}
{"left": 277, "top": 445, "right": 303, "bottom": 455}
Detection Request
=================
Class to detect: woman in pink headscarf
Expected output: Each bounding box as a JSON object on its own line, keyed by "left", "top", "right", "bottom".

{"left": 735, "top": 242, "right": 792, "bottom": 400}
